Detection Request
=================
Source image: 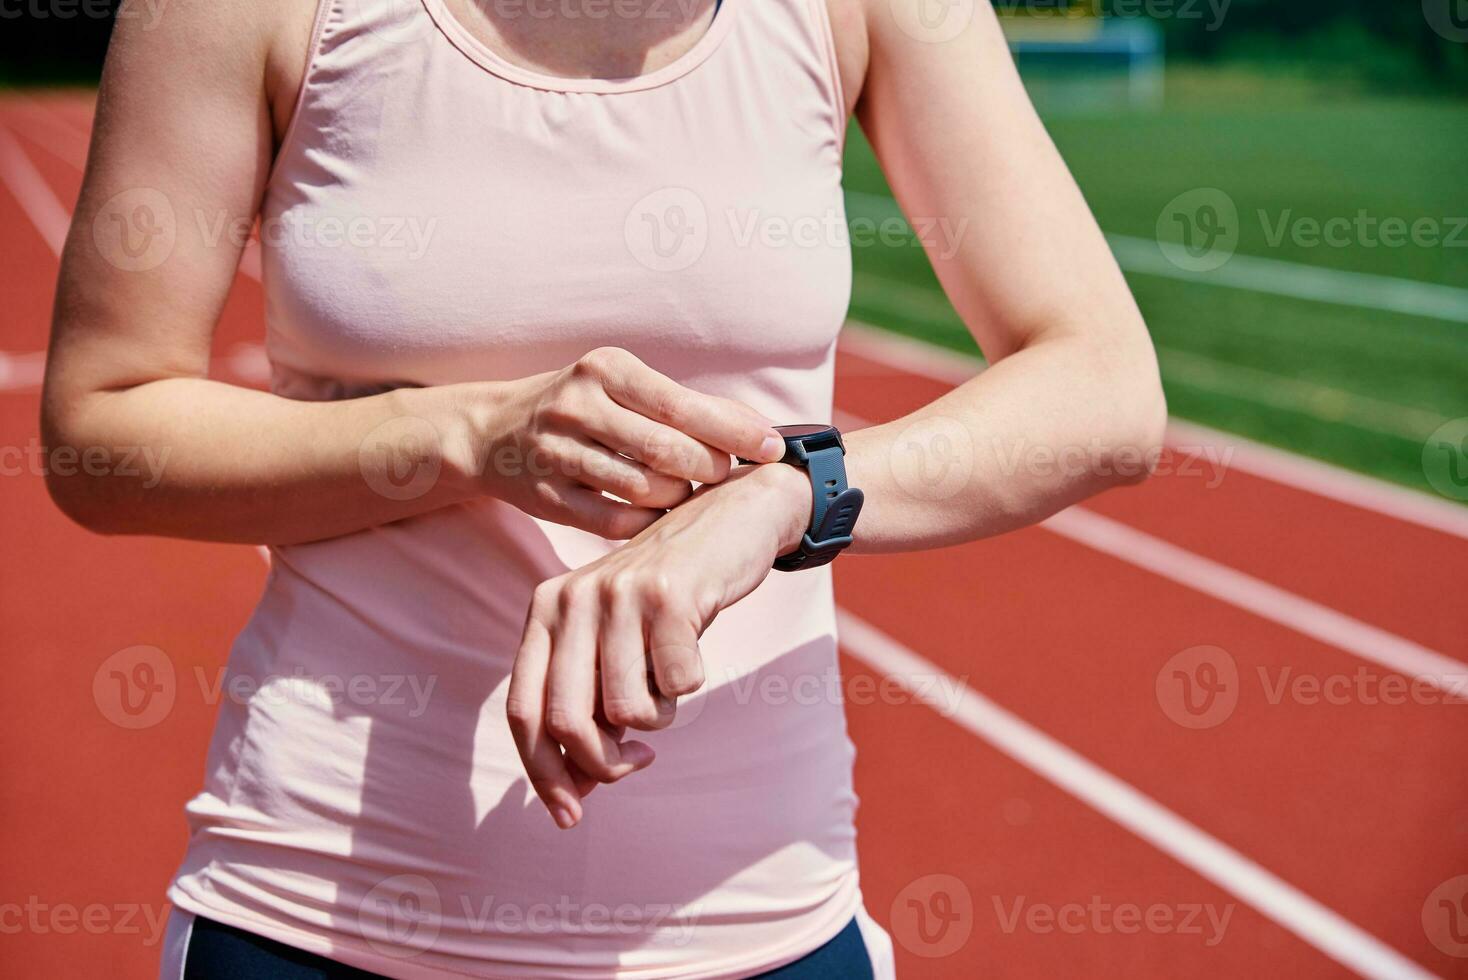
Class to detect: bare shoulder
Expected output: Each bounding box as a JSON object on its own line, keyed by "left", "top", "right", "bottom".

{"left": 262, "top": 0, "right": 325, "bottom": 140}
{"left": 824, "top": 0, "right": 870, "bottom": 118}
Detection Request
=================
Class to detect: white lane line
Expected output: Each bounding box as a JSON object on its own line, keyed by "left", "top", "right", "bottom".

{"left": 848, "top": 268, "right": 1446, "bottom": 444}
{"left": 845, "top": 189, "right": 1468, "bottom": 324}
{"left": 1107, "top": 232, "right": 1468, "bottom": 326}
{"left": 2, "top": 109, "right": 267, "bottom": 283}
{"left": 1043, "top": 507, "right": 1468, "bottom": 698}
{"left": 0, "top": 350, "right": 47, "bottom": 392}
{"left": 0, "top": 124, "right": 70, "bottom": 256}
{"left": 832, "top": 404, "right": 1468, "bottom": 697}
{"left": 1156, "top": 346, "right": 1447, "bottom": 444}
{"left": 0, "top": 344, "right": 270, "bottom": 393}
{"left": 836, "top": 320, "right": 1468, "bottom": 540}
{"left": 835, "top": 609, "right": 1439, "bottom": 980}
{"left": 8, "top": 96, "right": 88, "bottom": 169}
{"left": 1165, "top": 419, "right": 1468, "bottom": 543}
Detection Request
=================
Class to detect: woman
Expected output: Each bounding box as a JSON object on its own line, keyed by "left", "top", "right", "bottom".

{"left": 43, "top": 0, "right": 1165, "bottom": 975}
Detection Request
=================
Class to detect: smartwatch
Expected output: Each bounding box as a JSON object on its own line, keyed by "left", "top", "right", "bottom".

{"left": 744, "top": 424, "right": 863, "bottom": 572}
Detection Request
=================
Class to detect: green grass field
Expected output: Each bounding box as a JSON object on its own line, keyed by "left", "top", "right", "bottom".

{"left": 841, "top": 77, "right": 1468, "bottom": 500}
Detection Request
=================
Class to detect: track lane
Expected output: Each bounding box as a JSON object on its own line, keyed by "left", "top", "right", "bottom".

{"left": 834, "top": 345, "right": 1468, "bottom": 657}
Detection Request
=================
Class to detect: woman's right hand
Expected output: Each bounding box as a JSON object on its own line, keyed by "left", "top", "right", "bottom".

{"left": 453, "top": 347, "right": 788, "bottom": 538}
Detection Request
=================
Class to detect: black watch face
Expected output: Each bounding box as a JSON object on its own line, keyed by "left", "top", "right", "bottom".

{"left": 775, "top": 423, "right": 837, "bottom": 439}
{"left": 775, "top": 423, "right": 841, "bottom": 454}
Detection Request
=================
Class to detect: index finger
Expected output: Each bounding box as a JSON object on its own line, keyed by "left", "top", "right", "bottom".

{"left": 603, "top": 361, "right": 785, "bottom": 464}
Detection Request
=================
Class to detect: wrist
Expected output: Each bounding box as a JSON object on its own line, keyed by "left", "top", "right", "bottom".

{"left": 742, "top": 461, "right": 814, "bottom": 556}
{"left": 391, "top": 382, "right": 500, "bottom": 500}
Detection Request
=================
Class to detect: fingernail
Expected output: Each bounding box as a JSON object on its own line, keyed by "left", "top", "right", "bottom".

{"left": 551, "top": 804, "right": 577, "bottom": 830}
{"left": 624, "top": 742, "right": 656, "bottom": 769}
{"left": 760, "top": 435, "right": 784, "bottom": 460}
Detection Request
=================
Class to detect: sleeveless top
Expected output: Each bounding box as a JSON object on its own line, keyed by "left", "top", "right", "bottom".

{"left": 167, "top": 0, "right": 860, "bottom": 976}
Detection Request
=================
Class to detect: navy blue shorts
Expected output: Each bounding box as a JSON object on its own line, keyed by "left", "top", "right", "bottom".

{"left": 181, "top": 914, "right": 874, "bottom": 979}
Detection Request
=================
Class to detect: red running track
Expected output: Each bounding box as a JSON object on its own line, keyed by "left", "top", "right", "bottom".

{"left": 1, "top": 93, "right": 1464, "bottom": 980}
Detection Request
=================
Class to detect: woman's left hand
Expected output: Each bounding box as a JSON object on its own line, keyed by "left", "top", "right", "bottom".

{"left": 506, "top": 462, "right": 812, "bottom": 829}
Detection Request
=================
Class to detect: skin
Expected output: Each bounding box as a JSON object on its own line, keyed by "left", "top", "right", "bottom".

{"left": 43, "top": 0, "right": 1166, "bottom": 830}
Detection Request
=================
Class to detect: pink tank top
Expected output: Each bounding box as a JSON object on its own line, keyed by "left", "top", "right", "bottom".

{"left": 168, "top": 0, "right": 863, "bottom": 976}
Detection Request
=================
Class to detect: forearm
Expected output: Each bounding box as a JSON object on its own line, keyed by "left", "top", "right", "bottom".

{"left": 42, "top": 378, "right": 479, "bottom": 545}
{"left": 43, "top": 344, "right": 788, "bottom": 546}
{"left": 842, "top": 332, "right": 1166, "bottom": 553}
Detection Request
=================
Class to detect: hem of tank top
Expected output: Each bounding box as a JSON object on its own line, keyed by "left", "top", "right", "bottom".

{"left": 166, "top": 873, "right": 863, "bottom": 980}
{"left": 804, "top": 0, "right": 848, "bottom": 153}
{"left": 416, "top": 0, "right": 740, "bottom": 95}
{"left": 264, "top": 0, "right": 336, "bottom": 192}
